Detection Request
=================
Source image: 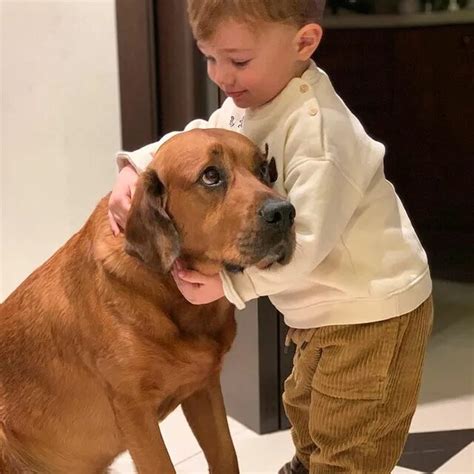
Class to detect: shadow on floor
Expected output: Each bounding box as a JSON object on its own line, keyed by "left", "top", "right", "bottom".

{"left": 398, "top": 428, "right": 474, "bottom": 473}
{"left": 418, "top": 280, "right": 474, "bottom": 405}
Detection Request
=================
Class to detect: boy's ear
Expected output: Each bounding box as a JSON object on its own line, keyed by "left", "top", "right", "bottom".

{"left": 295, "top": 23, "right": 323, "bottom": 60}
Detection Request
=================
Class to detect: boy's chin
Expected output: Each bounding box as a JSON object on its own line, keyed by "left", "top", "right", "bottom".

{"left": 230, "top": 94, "right": 258, "bottom": 109}
{"left": 230, "top": 96, "right": 249, "bottom": 108}
{"left": 230, "top": 94, "right": 273, "bottom": 110}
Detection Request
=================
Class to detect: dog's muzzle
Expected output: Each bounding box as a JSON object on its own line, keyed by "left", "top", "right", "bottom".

{"left": 232, "top": 198, "right": 296, "bottom": 271}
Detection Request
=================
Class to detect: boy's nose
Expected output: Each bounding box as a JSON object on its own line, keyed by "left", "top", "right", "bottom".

{"left": 215, "top": 69, "right": 235, "bottom": 88}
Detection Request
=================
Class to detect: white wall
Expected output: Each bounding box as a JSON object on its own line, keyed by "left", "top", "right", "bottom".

{"left": 1, "top": 0, "right": 121, "bottom": 299}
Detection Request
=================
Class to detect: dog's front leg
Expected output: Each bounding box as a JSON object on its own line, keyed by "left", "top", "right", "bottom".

{"left": 181, "top": 374, "right": 239, "bottom": 473}
{"left": 112, "top": 397, "right": 175, "bottom": 474}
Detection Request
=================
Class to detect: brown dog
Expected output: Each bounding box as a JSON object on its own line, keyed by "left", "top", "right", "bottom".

{"left": 0, "top": 129, "right": 296, "bottom": 474}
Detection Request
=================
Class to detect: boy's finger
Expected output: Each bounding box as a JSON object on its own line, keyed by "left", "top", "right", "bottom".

{"left": 178, "top": 271, "right": 206, "bottom": 285}
{"left": 116, "top": 214, "right": 126, "bottom": 230}
{"left": 177, "top": 275, "right": 201, "bottom": 290}
{"left": 108, "top": 210, "right": 120, "bottom": 236}
{"left": 171, "top": 267, "right": 180, "bottom": 282}
{"left": 120, "top": 197, "right": 131, "bottom": 213}
{"left": 172, "top": 269, "right": 199, "bottom": 290}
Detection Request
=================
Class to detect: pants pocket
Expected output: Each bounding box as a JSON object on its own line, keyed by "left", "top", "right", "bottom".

{"left": 286, "top": 328, "right": 319, "bottom": 389}
{"left": 312, "top": 316, "right": 407, "bottom": 401}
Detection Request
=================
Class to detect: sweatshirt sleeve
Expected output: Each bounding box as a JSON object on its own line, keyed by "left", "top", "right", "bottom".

{"left": 115, "top": 108, "right": 223, "bottom": 172}
{"left": 220, "top": 156, "right": 365, "bottom": 309}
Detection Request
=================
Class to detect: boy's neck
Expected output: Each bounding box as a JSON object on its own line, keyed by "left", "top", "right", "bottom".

{"left": 295, "top": 59, "right": 311, "bottom": 79}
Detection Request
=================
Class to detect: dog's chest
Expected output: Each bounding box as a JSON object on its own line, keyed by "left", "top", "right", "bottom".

{"left": 152, "top": 335, "right": 225, "bottom": 420}
{"left": 119, "top": 303, "right": 235, "bottom": 419}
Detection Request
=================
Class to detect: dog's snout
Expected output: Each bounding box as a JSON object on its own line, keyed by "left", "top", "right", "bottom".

{"left": 258, "top": 199, "right": 295, "bottom": 228}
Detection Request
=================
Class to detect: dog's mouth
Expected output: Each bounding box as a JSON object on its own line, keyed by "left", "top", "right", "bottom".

{"left": 255, "top": 246, "right": 291, "bottom": 269}
{"left": 223, "top": 238, "right": 295, "bottom": 274}
{"left": 224, "top": 262, "right": 245, "bottom": 273}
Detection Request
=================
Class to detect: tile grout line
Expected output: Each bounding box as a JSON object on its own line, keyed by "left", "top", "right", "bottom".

{"left": 174, "top": 449, "right": 205, "bottom": 467}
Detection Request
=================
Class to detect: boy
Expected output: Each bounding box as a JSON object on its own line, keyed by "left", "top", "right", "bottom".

{"left": 109, "top": 1, "right": 433, "bottom": 472}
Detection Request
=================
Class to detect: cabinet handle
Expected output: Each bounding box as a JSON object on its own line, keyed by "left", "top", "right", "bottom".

{"left": 462, "top": 35, "right": 472, "bottom": 46}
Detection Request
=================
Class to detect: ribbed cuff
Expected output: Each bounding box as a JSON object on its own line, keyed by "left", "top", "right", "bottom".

{"left": 115, "top": 145, "right": 157, "bottom": 173}
{"left": 220, "top": 269, "right": 259, "bottom": 310}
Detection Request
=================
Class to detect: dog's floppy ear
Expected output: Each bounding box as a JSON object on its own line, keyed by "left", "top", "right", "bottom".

{"left": 263, "top": 143, "right": 278, "bottom": 184}
{"left": 268, "top": 157, "right": 278, "bottom": 184}
{"left": 124, "top": 169, "right": 180, "bottom": 273}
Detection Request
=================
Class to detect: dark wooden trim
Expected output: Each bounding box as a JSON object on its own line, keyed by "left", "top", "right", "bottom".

{"left": 116, "top": 0, "right": 218, "bottom": 147}
{"left": 257, "top": 297, "right": 281, "bottom": 433}
{"left": 116, "top": 0, "right": 158, "bottom": 150}
{"left": 278, "top": 315, "right": 295, "bottom": 430}
{"left": 154, "top": 1, "right": 214, "bottom": 134}
{"left": 220, "top": 298, "right": 283, "bottom": 434}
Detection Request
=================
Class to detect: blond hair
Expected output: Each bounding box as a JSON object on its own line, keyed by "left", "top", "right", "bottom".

{"left": 187, "top": 0, "right": 325, "bottom": 40}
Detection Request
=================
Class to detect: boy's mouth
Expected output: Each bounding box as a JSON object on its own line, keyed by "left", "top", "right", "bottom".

{"left": 226, "top": 90, "right": 246, "bottom": 99}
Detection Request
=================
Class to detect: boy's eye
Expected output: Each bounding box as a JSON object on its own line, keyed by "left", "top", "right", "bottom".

{"left": 232, "top": 59, "right": 250, "bottom": 68}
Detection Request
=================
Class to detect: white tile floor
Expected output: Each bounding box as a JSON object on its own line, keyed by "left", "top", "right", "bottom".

{"left": 110, "top": 280, "right": 474, "bottom": 473}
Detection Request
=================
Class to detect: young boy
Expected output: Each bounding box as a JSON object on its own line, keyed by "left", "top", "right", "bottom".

{"left": 109, "top": 1, "right": 433, "bottom": 472}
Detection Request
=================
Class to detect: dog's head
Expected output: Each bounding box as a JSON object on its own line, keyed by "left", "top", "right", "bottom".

{"left": 125, "top": 129, "right": 295, "bottom": 274}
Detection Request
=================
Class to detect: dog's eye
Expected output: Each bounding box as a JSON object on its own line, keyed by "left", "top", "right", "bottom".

{"left": 201, "top": 167, "right": 222, "bottom": 186}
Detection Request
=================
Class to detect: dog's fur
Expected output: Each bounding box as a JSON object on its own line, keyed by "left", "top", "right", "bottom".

{"left": 0, "top": 129, "right": 295, "bottom": 474}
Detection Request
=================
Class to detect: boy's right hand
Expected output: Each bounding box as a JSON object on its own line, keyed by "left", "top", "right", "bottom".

{"left": 108, "top": 164, "right": 138, "bottom": 236}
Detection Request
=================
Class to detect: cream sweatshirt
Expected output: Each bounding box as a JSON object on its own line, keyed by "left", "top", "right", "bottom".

{"left": 116, "top": 61, "right": 432, "bottom": 328}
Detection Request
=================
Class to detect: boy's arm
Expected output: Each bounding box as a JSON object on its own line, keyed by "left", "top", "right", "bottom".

{"left": 220, "top": 156, "right": 366, "bottom": 309}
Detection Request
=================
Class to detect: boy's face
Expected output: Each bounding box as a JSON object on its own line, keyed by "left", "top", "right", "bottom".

{"left": 197, "top": 20, "right": 304, "bottom": 109}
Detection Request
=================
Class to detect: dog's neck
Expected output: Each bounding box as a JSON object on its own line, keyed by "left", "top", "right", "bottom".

{"left": 179, "top": 253, "right": 222, "bottom": 276}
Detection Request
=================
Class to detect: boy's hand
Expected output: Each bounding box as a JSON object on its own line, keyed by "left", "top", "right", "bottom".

{"left": 171, "top": 259, "right": 225, "bottom": 305}
{"left": 108, "top": 164, "right": 138, "bottom": 235}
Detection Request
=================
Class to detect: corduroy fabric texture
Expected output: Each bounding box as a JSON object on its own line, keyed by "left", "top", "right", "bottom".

{"left": 282, "top": 295, "right": 434, "bottom": 473}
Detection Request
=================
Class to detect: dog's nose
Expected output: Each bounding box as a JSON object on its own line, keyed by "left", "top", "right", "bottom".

{"left": 258, "top": 199, "right": 295, "bottom": 229}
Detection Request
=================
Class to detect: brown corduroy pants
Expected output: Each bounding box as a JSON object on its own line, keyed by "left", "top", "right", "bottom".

{"left": 282, "top": 295, "right": 433, "bottom": 474}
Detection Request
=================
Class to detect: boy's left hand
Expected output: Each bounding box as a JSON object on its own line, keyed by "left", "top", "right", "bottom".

{"left": 171, "top": 259, "right": 224, "bottom": 305}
